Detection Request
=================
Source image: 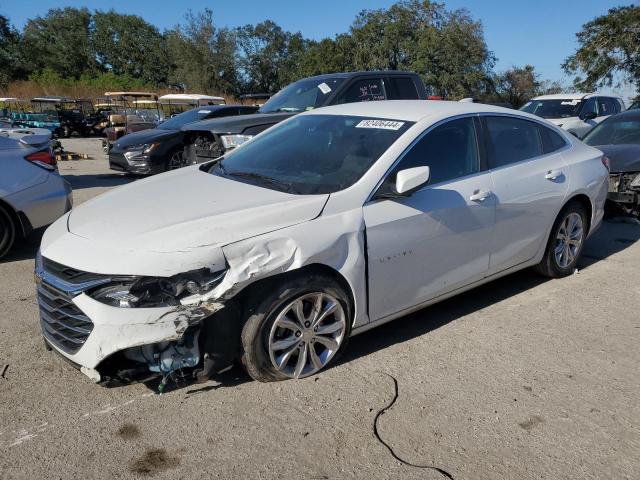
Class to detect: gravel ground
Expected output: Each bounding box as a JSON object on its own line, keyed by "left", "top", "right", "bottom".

{"left": 0, "top": 138, "right": 638, "bottom": 479}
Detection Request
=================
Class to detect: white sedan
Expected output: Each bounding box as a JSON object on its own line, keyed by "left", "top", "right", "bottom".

{"left": 36, "top": 101, "right": 608, "bottom": 386}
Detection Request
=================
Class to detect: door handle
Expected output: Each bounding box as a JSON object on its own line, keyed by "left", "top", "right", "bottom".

{"left": 469, "top": 190, "right": 492, "bottom": 202}
{"left": 545, "top": 169, "right": 563, "bottom": 180}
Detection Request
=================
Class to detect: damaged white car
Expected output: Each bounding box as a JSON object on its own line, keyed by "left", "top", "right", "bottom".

{"left": 36, "top": 101, "right": 608, "bottom": 387}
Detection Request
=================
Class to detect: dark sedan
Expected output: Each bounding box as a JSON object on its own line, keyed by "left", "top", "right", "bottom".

{"left": 583, "top": 109, "right": 640, "bottom": 216}
{"left": 109, "top": 104, "right": 258, "bottom": 175}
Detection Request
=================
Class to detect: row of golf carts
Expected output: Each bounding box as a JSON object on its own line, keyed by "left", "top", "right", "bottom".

{"left": 0, "top": 92, "right": 262, "bottom": 152}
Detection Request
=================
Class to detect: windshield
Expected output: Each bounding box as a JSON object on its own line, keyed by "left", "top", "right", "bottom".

{"left": 158, "top": 107, "right": 215, "bottom": 130}
{"left": 123, "top": 108, "right": 162, "bottom": 124}
{"left": 259, "top": 78, "right": 344, "bottom": 113}
{"left": 210, "top": 114, "right": 413, "bottom": 194}
{"left": 583, "top": 115, "right": 640, "bottom": 146}
{"left": 520, "top": 99, "right": 583, "bottom": 119}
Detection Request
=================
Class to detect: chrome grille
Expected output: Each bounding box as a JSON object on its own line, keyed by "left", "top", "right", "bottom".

{"left": 36, "top": 258, "right": 110, "bottom": 355}
{"left": 38, "top": 280, "right": 93, "bottom": 354}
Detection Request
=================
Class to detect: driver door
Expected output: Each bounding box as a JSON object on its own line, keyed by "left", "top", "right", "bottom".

{"left": 363, "top": 116, "right": 495, "bottom": 321}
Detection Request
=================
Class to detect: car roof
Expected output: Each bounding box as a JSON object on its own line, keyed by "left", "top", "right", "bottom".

{"left": 159, "top": 94, "right": 225, "bottom": 103}
{"left": 603, "top": 109, "right": 640, "bottom": 120}
{"left": 300, "top": 71, "right": 419, "bottom": 82}
{"left": 532, "top": 92, "right": 620, "bottom": 101}
{"left": 304, "top": 100, "right": 529, "bottom": 123}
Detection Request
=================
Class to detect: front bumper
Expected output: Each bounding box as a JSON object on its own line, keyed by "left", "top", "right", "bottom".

{"left": 109, "top": 151, "right": 153, "bottom": 175}
{"left": 35, "top": 261, "right": 218, "bottom": 383}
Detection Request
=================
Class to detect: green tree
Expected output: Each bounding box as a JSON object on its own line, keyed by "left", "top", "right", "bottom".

{"left": 343, "top": 0, "right": 495, "bottom": 98}
{"left": 494, "top": 65, "right": 542, "bottom": 108}
{"left": 93, "top": 10, "right": 169, "bottom": 85}
{"left": 0, "top": 15, "right": 23, "bottom": 90}
{"left": 236, "top": 20, "right": 307, "bottom": 93}
{"left": 166, "top": 9, "right": 239, "bottom": 95}
{"left": 21, "top": 7, "right": 96, "bottom": 79}
{"left": 563, "top": 5, "right": 640, "bottom": 94}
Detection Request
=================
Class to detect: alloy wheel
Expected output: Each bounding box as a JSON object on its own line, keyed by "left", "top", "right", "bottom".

{"left": 268, "top": 292, "right": 346, "bottom": 379}
{"left": 554, "top": 212, "right": 584, "bottom": 268}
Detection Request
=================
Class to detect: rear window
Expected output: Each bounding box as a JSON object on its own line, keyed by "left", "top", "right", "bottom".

{"left": 539, "top": 125, "right": 567, "bottom": 154}
{"left": 485, "top": 116, "right": 543, "bottom": 168}
{"left": 385, "top": 77, "right": 419, "bottom": 100}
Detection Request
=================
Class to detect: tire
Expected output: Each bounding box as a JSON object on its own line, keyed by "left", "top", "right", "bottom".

{"left": 102, "top": 139, "right": 110, "bottom": 154}
{"left": 62, "top": 125, "right": 72, "bottom": 138}
{"left": 240, "top": 273, "right": 352, "bottom": 382}
{"left": 0, "top": 205, "right": 17, "bottom": 260}
{"left": 535, "top": 200, "right": 588, "bottom": 278}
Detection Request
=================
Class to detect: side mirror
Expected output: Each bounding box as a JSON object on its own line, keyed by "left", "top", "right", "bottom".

{"left": 581, "top": 111, "right": 597, "bottom": 121}
{"left": 395, "top": 166, "right": 430, "bottom": 195}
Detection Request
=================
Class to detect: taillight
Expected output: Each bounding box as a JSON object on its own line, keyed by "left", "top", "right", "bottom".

{"left": 25, "top": 149, "right": 57, "bottom": 170}
{"left": 601, "top": 156, "right": 610, "bottom": 171}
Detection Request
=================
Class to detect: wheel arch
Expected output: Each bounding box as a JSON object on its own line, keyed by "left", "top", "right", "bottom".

{"left": 0, "top": 198, "right": 29, "bottom": 237}
{"left": 235, "top": 262, "right": 357, "bottom": 322}
{"left": 564, "top": 193, "right": 593, "bottom": 234}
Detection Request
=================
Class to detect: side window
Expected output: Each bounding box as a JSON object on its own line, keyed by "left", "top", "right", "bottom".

{"left": 598, "top": 98, "right": 617, "bottom": 116}
{"left": 538, "top": 125, "right": 567, "bottom": 154}
{"left": 336, "top": 79, "right": 386, "bottom": 104}
{"left": 581, "top": 97, "right": 598, "bottom": 117}
{"left": 385, "top": 77, "right": 419, "bottom": 100}
{"left": 391, "top": 117, "right": 479, "bottom": 185}
{"left": 484, "top": 116, "right": 543, "bottom": 168}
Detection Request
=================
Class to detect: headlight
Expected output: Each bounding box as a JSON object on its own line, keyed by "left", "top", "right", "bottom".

{"left": 220, "top": 134, "right": 253, "bottom": 150}
{"left": 88, "top": 268, "right": 226, "bottom": 308}
{"left": 123, "top": 142, "right": 160, "bottom": 159}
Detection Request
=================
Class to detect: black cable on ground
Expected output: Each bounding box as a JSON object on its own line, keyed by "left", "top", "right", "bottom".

{"left": 374, "top": 372, "right": 454, "bottom": 480}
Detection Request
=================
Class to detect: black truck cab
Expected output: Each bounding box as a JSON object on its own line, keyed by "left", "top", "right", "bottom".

{"left": 183, "top": 71, "right": 428, "bottom": 163}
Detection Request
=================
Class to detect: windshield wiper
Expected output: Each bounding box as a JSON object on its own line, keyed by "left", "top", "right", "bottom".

{"left": 227, "top": 171, "right": 299, "bottom": 194}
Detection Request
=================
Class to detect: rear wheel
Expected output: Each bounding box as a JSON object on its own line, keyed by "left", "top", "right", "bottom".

{"left": 0, "top": 205, "right": 17, "bottom": 260}
{"left": 535, "top": 200, "right": 587, "bottom": 278}
{"left": 240, "top": 274, "right": 351, "bottom": 382}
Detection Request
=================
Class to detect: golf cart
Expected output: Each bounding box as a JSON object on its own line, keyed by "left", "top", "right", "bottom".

{"left": 159, "top": 94, "right": 226, "bottom": 117}
{"left": 0, "top": 97, "right": 22, "bottom": 124}
{"left": 30, "top": 96, "right": 95, "bottom": 137}
{"left": 101, "top": 92, "right": 164, "bottom": 154}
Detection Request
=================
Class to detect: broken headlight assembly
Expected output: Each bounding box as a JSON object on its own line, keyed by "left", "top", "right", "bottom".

{"left": 88, "top": 268, "right": 226, "bottom": 308}
{"left": 220, "top": 134, "right": 253, "bottom": 150}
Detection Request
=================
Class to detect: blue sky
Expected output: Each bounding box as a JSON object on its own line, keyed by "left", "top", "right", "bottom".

{"left": 0, "top": 0, "right": 633, "bottom": 98}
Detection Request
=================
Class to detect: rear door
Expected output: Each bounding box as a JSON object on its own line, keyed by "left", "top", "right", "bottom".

{"left": 483, "top": 115, "right": 569, "bottom": 274}
{"left": 384, "top": 76, "right": 420, "bottom": 100}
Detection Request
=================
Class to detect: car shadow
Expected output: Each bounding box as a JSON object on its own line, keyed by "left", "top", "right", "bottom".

{"left": 578, "top": 216, "right": 640, "bottom": 269}
{"left": 62, "top": 173, "right": 137, "bottom": 190}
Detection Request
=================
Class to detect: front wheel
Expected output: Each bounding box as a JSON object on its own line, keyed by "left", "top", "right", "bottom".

{"left": 240, "top": 274, "right": 351, "bottom": 382}
{"left": 535, "top": 200, "right": 587, "bottom": 278}
{"left": 101, "top": 139, "right": 110, "bottom": 154}
{"left": 167, "top": 149, "right": 185, "bottom": 171}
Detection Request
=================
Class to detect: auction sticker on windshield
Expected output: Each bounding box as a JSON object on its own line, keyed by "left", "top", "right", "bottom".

{"left": 356, "top": 119, "right": 405, "bottom": 130}
{"left": 317, "top": 82, "right": 332, "bottom": 95}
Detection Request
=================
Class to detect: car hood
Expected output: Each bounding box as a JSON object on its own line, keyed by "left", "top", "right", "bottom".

{"left": 113, "top": 128, "right": 178, "bottom": 148}
{"left": 68, "top": 166, "right": 327, "bottom": 252}
{"left": 593, "top": 144, "right": 640, "bottom": 173}
{"left": 181, "top": 112, "right": 295, "bottom": 135}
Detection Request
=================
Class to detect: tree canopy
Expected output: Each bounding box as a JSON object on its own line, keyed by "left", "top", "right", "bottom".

{"left": 1, "top": 1, "right": 569, "bottom": 101}
{"left": 563, "top": 5, "right": 640, "bottom": 95}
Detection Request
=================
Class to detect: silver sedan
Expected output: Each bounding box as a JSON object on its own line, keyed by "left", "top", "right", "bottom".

{"left": 0, "top": 132, "right": 72, "bottom": 259}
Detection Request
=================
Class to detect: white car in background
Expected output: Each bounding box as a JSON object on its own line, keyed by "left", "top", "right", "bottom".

{"left": 36, "top": 101, "right": 608, "bottom": 387}
{"left": 521, "top": 93, "right": 625, "bottom": 137}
